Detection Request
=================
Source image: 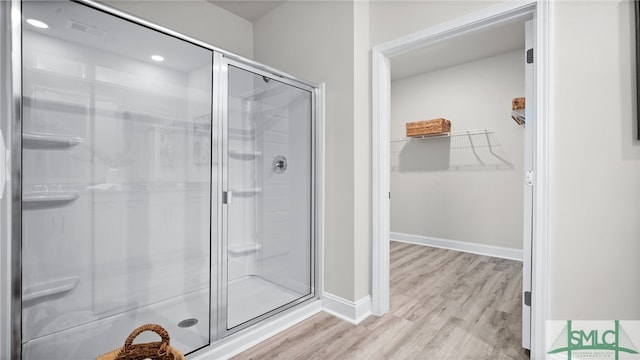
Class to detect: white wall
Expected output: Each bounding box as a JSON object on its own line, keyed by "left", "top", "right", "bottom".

{"left": 390, "top": 50, "right": 525, "bottom": 250}
{"left": 353, "top": 0, "right": 372, "bottom": 304}
{"left": 101, "top": 0, "right": 254, "bottom": 58}
{"left": 253, "top": 1, "right": 372, "bottom": 302}
{"left": 549, "top": 0, "right": 640, "bottom": 319}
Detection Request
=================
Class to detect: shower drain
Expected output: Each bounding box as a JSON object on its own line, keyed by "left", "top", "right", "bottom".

{"left": 178, "top": 318, "right": 198, "bottom": 328}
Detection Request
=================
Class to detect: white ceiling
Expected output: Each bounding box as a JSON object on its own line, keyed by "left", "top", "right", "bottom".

{"left": 391, "top": 20, "right": 527, "bottom": 81}
{"left": 208, "top": 1, "right": 286, "bottom": 22}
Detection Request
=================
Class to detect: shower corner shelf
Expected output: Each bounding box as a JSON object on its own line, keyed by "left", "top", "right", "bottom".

{"left": 22, "top": 276, "right": 79, "bottom": 305}
{"left": 229, "top": 150, "right": 262, "bottom": 158}
{"left": 230, "top": 187, "right": 262, "bottom": 195}
{"left": 391, "top": 128, "right": 494, "bottom": 142}
{"left": 23, "top": 132, "right": 84, "bottom": 149}
{"left": 228, "top": 242, "right": 262, "bottom": 255}
{"left": 23, "top": 191, "right": 80, "bottom": 209}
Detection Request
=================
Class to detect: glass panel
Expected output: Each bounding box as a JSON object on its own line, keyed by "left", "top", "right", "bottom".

{"left": 21, "top": 2, "right": 214, "bottom": 358}
{"left": 226, "top": 65, "right": 312, "bottom": 330}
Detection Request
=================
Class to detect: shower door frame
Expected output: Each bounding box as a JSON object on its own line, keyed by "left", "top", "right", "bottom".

{"left": 2, "top": 0, "right": 24, "bottom": 359}
{"left": 2, "top": 0, "right": 322, "bottom": 358}
{"left": 218, "top": 57, "right": 317, "bottom": 338}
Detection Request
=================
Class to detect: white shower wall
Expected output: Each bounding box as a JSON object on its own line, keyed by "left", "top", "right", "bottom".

{"left": 260, "top": 87, "right": 311, "bottom": 295}
{"left": 21, "top": 3, "right": 213, "bottom": 356}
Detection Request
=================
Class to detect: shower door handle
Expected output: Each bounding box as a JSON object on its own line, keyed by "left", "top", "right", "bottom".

{"left": 223, "top": 190, "right": 233, "bottom": 205}
{"left": 0, "top": 129, "right": 6, "bottom": 199}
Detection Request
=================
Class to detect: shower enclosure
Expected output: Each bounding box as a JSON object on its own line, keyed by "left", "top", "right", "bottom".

{"left": 1, "top": 1, "right": 319, "bottom": 359}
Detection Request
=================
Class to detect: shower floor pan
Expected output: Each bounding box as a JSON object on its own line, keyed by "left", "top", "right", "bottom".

{"left": 22, "top": 288, "right": 209, "bottom": 360}
{"left": 227, "top": 275, "right": 306, "bottom": 329}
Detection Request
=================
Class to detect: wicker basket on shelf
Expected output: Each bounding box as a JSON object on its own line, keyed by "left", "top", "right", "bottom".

{"left": 405, "top": 118, "right": 451, "bottom": 137}
{"left": 511, "top": 97, "right": 526, "bottom": 125}
{"left": 96, "top": 324, "right": 185, "bottom": 360}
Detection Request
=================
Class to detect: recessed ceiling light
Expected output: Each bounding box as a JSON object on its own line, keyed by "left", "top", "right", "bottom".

{"left": 26, "top": 19, "right": 49, "bottom": 29}
{"left": 151, "top": 55, "right": 164, "bottom": 62}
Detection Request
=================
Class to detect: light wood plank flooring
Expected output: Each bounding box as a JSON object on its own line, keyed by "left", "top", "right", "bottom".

{"left": 233, "top": 241, "right": 529, "bottom": 360}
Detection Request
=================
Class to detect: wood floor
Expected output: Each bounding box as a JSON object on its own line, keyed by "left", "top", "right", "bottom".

{"left": 233, "top": 241, "right": 529, "bottom": 360}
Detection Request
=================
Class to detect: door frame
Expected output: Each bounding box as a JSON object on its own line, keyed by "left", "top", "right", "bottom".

{"left": 522, "top": 18, "right": 535, "bottom": 350}
{"left": 370, "top": 0, "right": 551, "bottom": 358}
{"left": 1, "top": 0, "right": 23, "bottom": 359}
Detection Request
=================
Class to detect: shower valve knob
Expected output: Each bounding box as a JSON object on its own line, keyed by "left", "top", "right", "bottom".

{"left": 272, "top": 155, "right": 287, "bottom": 174}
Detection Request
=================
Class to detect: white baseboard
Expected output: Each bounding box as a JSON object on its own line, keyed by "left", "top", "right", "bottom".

{"left": 391, "top": 232, "right": 523, "bottom": 261}
{"left": 190, "top": 300, "right": 322, "bottom": 360}
{"left": 322, "top": 292, "right": 372, "bottom": 325}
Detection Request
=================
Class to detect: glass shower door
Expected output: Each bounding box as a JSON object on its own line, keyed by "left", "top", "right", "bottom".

{"left": 224, "top": 64, "right": 313, "bottom": 331}
{"left": 21, "top": 2, "right": 214, "bottom": 358}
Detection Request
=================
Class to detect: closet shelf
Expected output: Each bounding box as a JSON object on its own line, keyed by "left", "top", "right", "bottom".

{"left": 391, "top": 128, "right": 512, "bottom": 168}
{"left": 23, "top": 132, "right": 84, "bottom": 149}
{"left": 228, "top": 242, "right": 262, "bottom": 255}
{"left": 391, "top": 129, "right": 494, "bottom": 142}
{"left": 23, "top": 191, "right": 80, "bottom": 209}
{"left": 22, "top": 276, "right": 79, "bottom": 305}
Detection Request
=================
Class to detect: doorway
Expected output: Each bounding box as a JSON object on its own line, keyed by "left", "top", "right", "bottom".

{"left": 370, "top": 1, "right": 550, "bottom": 358}
{"left": 389, "top": 14, "right": 531, "bottom": 345}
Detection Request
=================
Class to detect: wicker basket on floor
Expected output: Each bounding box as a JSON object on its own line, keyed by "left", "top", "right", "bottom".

{"left": 96, "top": 324, "right": 185, "bottom": 360}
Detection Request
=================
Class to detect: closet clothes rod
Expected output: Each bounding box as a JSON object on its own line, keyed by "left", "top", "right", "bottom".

{"left": 391, "top": 129, "right": 512, "bottom": 167}
{"left": 390, "top": 128, "right": 494, "bottom": 142}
